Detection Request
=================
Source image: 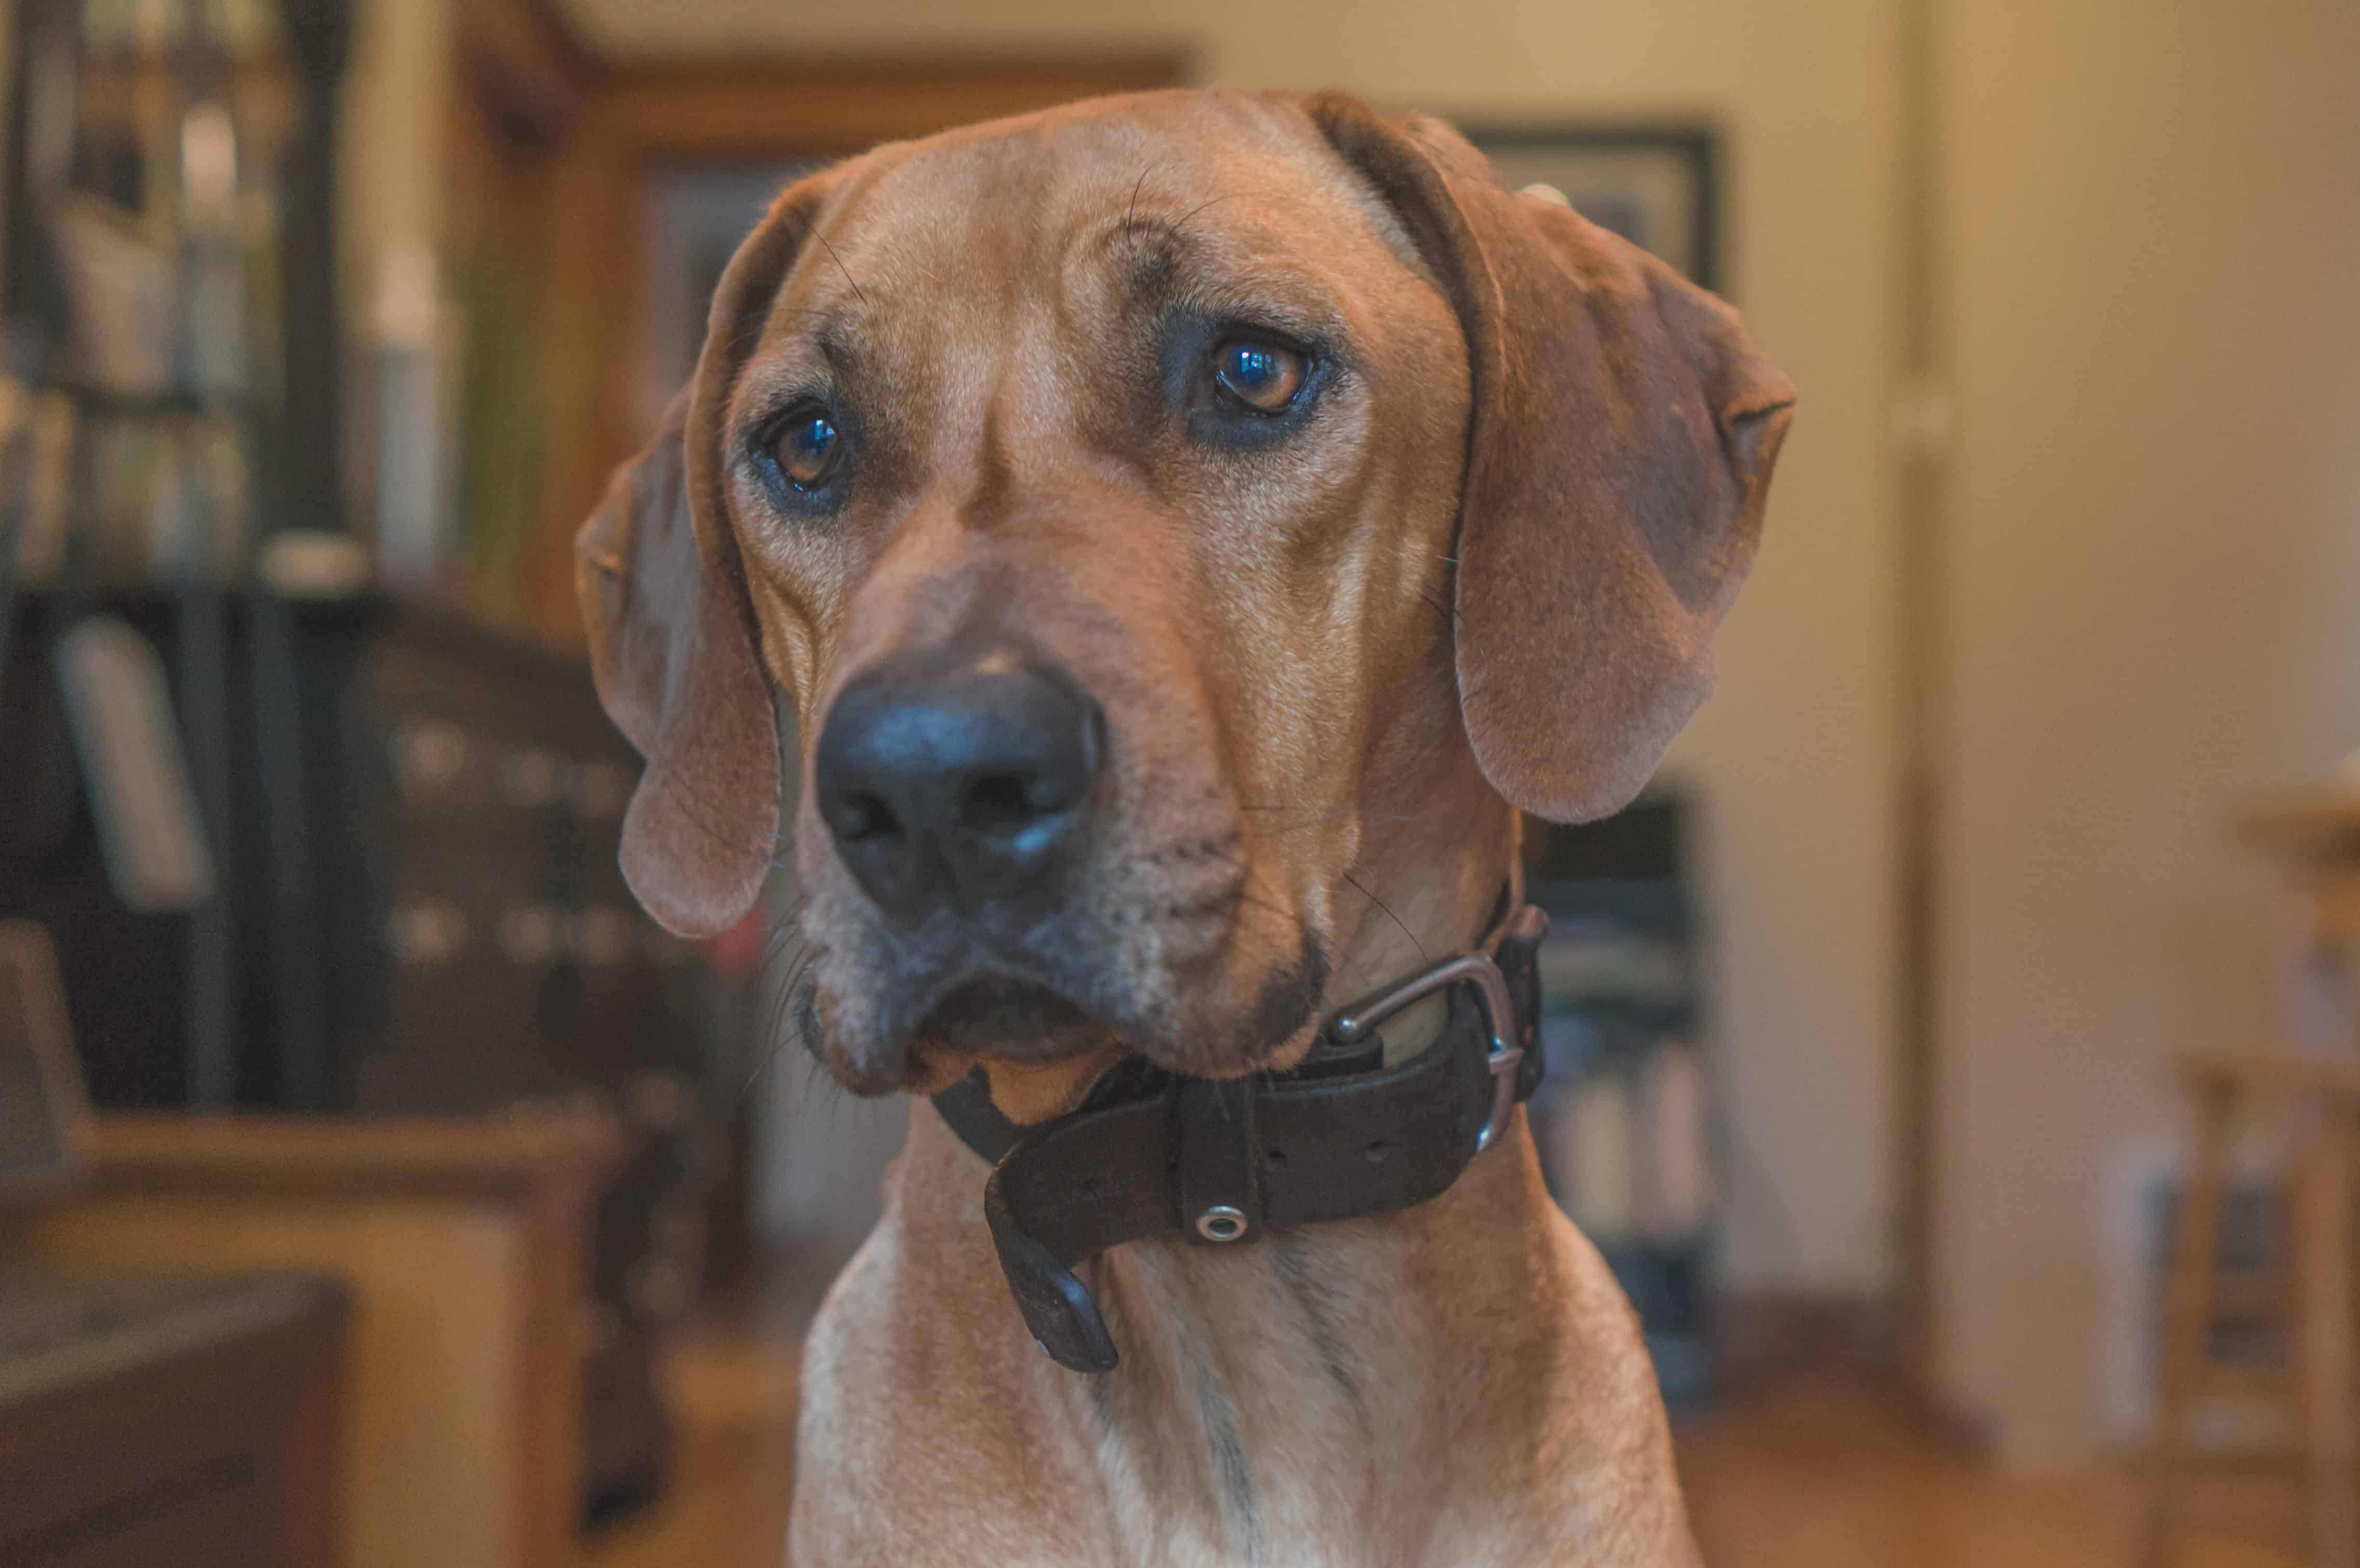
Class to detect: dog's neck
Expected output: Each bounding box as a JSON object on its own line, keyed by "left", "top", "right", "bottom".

{"left": 1328, "top": 700, "right": 1522, "bottom": 1063}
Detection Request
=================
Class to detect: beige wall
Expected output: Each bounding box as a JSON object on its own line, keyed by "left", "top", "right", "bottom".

{"left": 1932, "top": 0, "right": 2360, "bottom": 1455}
{"left": 557, "top": 0, "right": 1913, "bottom": 1301}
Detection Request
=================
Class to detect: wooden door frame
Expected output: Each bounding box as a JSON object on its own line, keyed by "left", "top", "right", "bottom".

{"left": 448, "top": 1, "right": 1186, "bottom": 641}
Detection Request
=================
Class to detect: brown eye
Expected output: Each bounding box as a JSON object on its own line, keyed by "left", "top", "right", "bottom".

{"left": 1212, "top": 340, "right": 1306, "bottom": 412}
{"left": 773, "top": 409, "right": 842, "bottom": 490}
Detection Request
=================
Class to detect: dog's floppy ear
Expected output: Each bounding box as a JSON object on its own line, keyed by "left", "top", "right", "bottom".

{"left": 576, "top": 186, "right": 819, "bottom": 934}
{"left": 1308, "top": 96, "right": 1796, "bottom": 822}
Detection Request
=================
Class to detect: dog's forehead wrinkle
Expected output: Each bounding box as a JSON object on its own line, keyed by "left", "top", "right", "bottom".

{"left": 830, "top": 122, "right": 1393, "bottom": 331}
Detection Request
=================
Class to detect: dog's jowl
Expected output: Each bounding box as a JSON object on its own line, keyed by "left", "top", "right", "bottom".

{"left": 580, "top": 87, "right": 1790, "bottom": 1568}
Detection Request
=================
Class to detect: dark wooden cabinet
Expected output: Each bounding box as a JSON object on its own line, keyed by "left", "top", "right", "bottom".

{"left": 0, "top": 1274, "right": 348, "bottom": 1568}
{"left": 1, "top": 594, "right": 711, "bottom": 1523}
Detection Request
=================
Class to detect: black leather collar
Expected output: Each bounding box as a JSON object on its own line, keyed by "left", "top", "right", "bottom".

{"left": 931, "top": 903, "right": 1551, "bottom": 1372}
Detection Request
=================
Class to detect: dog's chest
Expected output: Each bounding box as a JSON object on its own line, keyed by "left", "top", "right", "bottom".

{"left": 1025, "top": 1236, "right": 1509, "bottom": 1567}
{"left": 791, "top": 1146, "right": 1698, "bottom": 1567}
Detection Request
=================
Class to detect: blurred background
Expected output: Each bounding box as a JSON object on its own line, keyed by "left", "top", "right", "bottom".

{"left": 0, "top": 1, "right": 2355, "bottom": 1565}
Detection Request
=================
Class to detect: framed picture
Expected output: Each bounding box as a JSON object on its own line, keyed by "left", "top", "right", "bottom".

{"left": 639, "top": 159, "right": 829, "bottom": 436}
{"left": 1464, "top": 125, "right": 1721, "bottom": 295}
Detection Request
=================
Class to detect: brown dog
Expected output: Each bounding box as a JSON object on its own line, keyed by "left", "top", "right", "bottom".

{"left": 579, "top": 88, "right": 1790, "bottom": 1566}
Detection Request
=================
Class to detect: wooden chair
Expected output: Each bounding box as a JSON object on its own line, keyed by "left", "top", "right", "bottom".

{"left": 2146, "top": 786, "right": 2360, "bottom": 1567}
{"left": 2145, "top": 1047, "right": 2360, "bottom": 1568}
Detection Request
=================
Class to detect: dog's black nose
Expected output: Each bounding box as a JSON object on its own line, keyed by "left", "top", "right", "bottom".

{"left": 814, "top": 644, "right": 1103, "bottom": 920}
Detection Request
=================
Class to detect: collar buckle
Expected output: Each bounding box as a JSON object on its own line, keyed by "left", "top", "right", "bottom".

{"left": 1328, "top": 905, "right": 1548, "bottom": 1152}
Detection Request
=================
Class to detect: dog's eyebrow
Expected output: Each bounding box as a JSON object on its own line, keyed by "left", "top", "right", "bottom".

{"left": 737, "top": 296, "right": 850, "bottom": 366}
{"left": 727, "top": 310, "right": 861, "bottom": 434}
{"left": 1106, "top": 211, "right": 1207, "bottom": 304}
{"left": 1102, "top": 204, "right": 1348, "bottom": 342}
{"left": 813, "top": 326, "right": 854, "bottom": 374}
{"left": 746, "top": 301, "right": 860, "bottom": 380}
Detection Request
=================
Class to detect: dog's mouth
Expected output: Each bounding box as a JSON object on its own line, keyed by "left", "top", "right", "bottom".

{"left": 903, "top": 972, "right": 1110, "bottom": 1077}
{"left": 792, "top": 832, "right": 1331, "bottom": 1097}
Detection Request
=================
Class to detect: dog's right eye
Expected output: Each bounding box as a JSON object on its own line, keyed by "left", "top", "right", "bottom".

{"left": 1212, "top": 340, "right": 1307, "bottom": 413}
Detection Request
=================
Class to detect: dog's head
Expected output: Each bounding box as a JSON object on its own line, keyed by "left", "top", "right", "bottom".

{"left": 578, "top": 90, "right": 1791, "bottom": 1103}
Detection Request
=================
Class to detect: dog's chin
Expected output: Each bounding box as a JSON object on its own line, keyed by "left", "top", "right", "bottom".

{"left": 821, "top": 974, "right": 1105, "bottom": 1100}
{"left": 915, "top": 975, "right": 1108, "bottom": 1064}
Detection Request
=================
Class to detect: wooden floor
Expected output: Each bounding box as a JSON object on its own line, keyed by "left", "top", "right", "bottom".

{"left": 589, "top": 1318, "right": 2309, "bottom": 1568}
{"left": 1676, "top": 1378, "right": 2301, "bottom": 1567}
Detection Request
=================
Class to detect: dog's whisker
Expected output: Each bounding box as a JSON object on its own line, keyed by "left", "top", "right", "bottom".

{"left": 761, "top": 892, "right": 817, "bottom": 937}
{"left": 1122, "top": 165, "right": 1153, "bottom": 271}
{"left": 1168, "top": 192, "right": 1236, "bottom": 243}
{"left": 757, "top": 944, "right": 802, "bottom": 989}
{"left": 1342, "top": 871, "right": 1427, "bottom": 963}
{"left": 764, "top": 938, "right": 818, "bottom": 1011}
{"left": 811, "top": 226, "right": 870, "bottom": 310}
{"left": 760, "top": 919, "right": 812, "bottom": 965}
{"left": 763, "top": 890, "right": 815, "bottom": 922}
{"left": 746, "top": 945, "right": 826, "bottom": 1106}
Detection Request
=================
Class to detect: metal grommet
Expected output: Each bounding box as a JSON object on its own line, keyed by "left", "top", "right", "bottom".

{"left": 1195, "top": 1205, "right": 1248, "bottom": 1242}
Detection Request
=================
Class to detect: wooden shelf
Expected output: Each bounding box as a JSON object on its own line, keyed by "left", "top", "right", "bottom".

{"left": 2239, "top": 780, "right": 2360, "bottom": 860}
{"left": 5, "top": 1109, "right": 624, "bottom": 1568}
{"left": 82, "top": 1110, "right": 622, "bottom": 1202}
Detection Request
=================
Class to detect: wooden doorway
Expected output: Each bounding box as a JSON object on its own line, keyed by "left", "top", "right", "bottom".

{"left": 446, "top": 4, "right": 1185, "bottom": 642}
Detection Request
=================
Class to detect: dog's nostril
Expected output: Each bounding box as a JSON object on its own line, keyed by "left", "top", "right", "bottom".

{"left": 829, "top": 793, "right": 900, "bottom": 842}
{"left": 960, "top": 773, "right": 1032, "bottom": 828}
{"left": 961, "top": 771, "right": 1077, "bottom": 829}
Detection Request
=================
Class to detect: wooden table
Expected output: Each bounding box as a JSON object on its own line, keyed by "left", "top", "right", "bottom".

{"left": 0, "top": 1113, "right": 621, "bottom": 1568}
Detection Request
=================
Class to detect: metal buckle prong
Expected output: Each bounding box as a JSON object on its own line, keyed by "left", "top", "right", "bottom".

{"left": 1331, "top": 949, "right": 1525, "bottom": 1154}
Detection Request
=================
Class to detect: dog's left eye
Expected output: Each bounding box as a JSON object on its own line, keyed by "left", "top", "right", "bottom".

{"left": 1212, "top": 339, "right": 1307, "bottom": 413}
{"left": 774, "top": 410, "right": 843, "bottom": 490}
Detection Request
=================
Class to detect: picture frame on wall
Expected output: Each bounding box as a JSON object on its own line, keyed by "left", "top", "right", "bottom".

{"left": 1465, "top": 125, "right": 1722, "bottom": 295}
{"left": 639, "top": 159, "right": 830, "bottom": 438}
